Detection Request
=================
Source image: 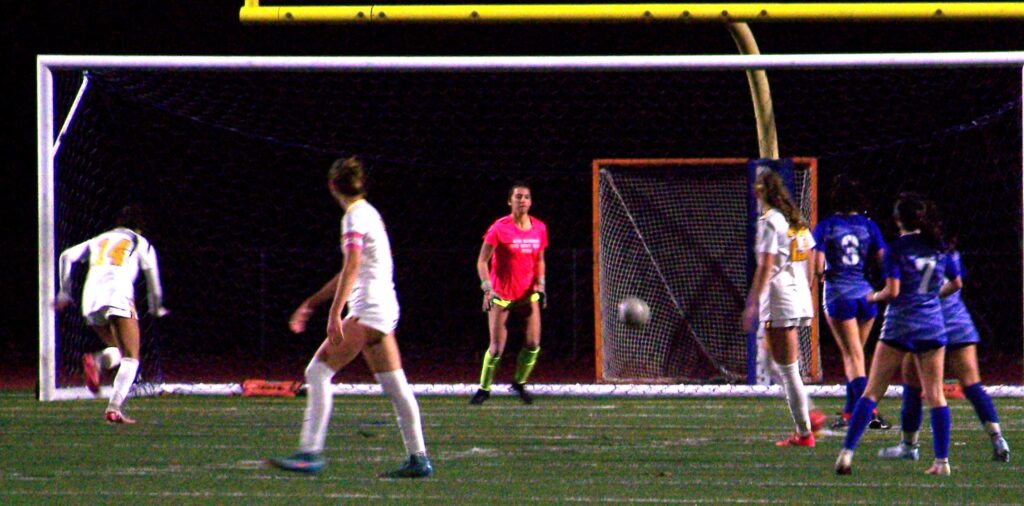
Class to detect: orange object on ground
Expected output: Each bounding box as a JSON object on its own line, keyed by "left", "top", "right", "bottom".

{"left": 242, "top": 379, "right": 301, "bottom": 397}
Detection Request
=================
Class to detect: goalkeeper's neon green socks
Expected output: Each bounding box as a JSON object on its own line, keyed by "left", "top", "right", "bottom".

{"left": 478, "top": 350, "right": 501, "bottom": 391}
{"left": 513, "top": 347, "right": 540, "bottom": 385}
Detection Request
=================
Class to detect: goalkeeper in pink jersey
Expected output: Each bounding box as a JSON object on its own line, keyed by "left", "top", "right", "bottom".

{"left": 54, "top": 205, "right": 169, "bottom": 424}
{"left": 470, "top": 182, "right": 548, "bottom": 405}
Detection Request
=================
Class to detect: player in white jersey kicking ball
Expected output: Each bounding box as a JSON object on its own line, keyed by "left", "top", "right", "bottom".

{"left": 55, "top": 205, "right": 169, "bottom": 424}
{"left": 269, "top": 156, "right": 432, "bottom": 478}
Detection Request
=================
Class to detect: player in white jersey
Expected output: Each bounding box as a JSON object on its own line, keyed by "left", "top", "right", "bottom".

{"left": 269, "top": 156, "right": 432, "bottom": 478}
{"left": 742, "top": 169, "right": 822, "bottom": 447}
{"left": 54, "top": 206, "right": 168, "bottom": 424}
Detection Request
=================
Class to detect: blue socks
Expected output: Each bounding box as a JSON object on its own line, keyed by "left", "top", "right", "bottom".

{"left": 843, "top": 398, "right": 877, "bottom": 451}
{"left": 844, "top": 376, "right": 867, "bottom": 415}
{"left": 930, "top": 406, "right": 951, "bottom": 459}
{"left": 963, "top": 382, "right": 999, "bottom": 425}
{"left": 900, "top": 384, "right": 923, "bottom": 433}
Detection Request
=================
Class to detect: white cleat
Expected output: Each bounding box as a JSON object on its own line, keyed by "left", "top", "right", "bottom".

{"left": 877, "top": 443, "right": 920, "bottom": 461}
{"left": 834, "top": 449, "right": 854, "bottom": 475}
{"left": 924, "top": 461, "right": 951, "bottom": 476}
{"left": 992, "top": 436, "right": 1011, "bottom": 463}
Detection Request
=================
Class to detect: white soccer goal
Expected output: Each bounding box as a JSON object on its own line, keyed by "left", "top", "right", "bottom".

{"left": 38, "top": 53, "right": 1024, "bottom": 400}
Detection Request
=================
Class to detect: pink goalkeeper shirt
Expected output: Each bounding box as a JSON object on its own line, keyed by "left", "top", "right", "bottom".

{"left": 483, "top": 215, "right": 548, "bottom": 301}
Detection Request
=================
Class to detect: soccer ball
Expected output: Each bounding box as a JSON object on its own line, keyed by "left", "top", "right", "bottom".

{"left": 617, "top": 297, "right": 650, "bottom": 326}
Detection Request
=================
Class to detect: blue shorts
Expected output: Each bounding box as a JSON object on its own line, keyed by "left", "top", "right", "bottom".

{"left": 824, "top": 296, "right": 878, "bottom": 322}
{"left": 880, "top": 321, "right": 947, "bottom": 354}
{"left": 944, "top": 321, "right": 980, "bottom": 350}
{"left": 881, "top": 338, "right": 946, "bottom": 354}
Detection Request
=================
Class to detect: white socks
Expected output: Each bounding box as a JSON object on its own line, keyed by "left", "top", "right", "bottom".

{"left": 778, "top": 361, "right": 811, "bottom": 435}
{"left": 299, "top": 359, "right": 336, "bottom": 454}
{"left": 296, "top": 361, "right": 427, "bottom": 457}
{"left": 376, "top": 369, "right": 427, "bottom": 456}
{"left": 107, "top": 357, "right": 139, "bottom": 412}
{"left": 101, "top": 347, "right": 122, "bottom": 370}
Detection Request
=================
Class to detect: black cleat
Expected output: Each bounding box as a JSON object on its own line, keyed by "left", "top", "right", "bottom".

{"left": 511, "top": 382, "right": 533, "bottom": 404}
{"left": 868, "top": 412, "right": 892, "bottom": 430}
{"left": 469, "top": 388, "right": 490, "bottom": 405}
{"left": 830, "top": 416, "right": 849, "bottom": 430}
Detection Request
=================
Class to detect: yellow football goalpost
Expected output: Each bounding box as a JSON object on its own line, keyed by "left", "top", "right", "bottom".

{"left": 239, "top": 2, "right": 1024, "bottom": 23}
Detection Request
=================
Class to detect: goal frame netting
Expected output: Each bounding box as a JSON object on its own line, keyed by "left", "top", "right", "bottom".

{"left": 38, "top": 53, "right": 1024, "bottom": 400}
{"left": 593, "top": 157, "right": 821, "bottom": 385}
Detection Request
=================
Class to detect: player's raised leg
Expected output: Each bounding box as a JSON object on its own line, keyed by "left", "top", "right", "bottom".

{"left": 270, "top": 327, "right": 367, "bottom": 474}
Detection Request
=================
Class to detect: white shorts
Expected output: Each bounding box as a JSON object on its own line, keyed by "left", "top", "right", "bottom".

{"left": 347, "top": 293, "right": 400, "bottom": 336}
{"left": 85, "top": 304, "right": 136, "bottom": 326}
{"left": 760, "top": 291, "right": 813, "bottom": 328}
{"left": 766, "top": 317, "right": 813, "bottom": 329}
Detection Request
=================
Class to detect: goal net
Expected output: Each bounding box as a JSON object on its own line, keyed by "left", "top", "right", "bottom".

{"left": 595, "top": 158, "right": 818, "bottom": 384}
{"left": 38, "top": 54, "right": 1024, "bottom": 400}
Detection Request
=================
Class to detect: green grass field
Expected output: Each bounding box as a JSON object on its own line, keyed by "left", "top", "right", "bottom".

{"left": 1, "top": 392, "right": 1021, "bottom": 504}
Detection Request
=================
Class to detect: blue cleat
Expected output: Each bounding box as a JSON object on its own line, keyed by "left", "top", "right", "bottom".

{"left": 877, "top": 443, "right": 920, "bottom": 461}
{"left": 381, "top": 454, "right": 433, "bottom": 479}
{"left": 267, "top": 452, "right": 325, "bottom": 474}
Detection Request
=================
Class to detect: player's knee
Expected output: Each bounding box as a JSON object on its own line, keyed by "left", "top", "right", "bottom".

{"left": 922, "top": 387, "right": 946, "bottom": 408}
{"left": 304, "top": 361, "right": 319, "bottom": 381}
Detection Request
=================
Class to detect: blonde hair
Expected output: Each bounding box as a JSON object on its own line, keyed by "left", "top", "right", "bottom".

{"left": 756, "top": 170, "right": 806, "bottom": 229}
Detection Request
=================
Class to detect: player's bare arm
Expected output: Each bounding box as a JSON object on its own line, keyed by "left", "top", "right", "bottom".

{"left": 534, "top": 249, "right": 546, "bottom": 309}
{"left": 327, "top": 246, "right": 362, "bottom": 345}
{"left": 938, "top": 276, "right": 963, "bottom": 298}
{"left": 477, "top": 242, "right": 495, "bottom": 311}
{"left": 289, "top": 273, "right": 341, "bottom": 333}
{"left": 868, "top": 278, "right": 899, "bottom": 303}
{"left": 742, "top": 251, "right": 774, "bottom": 332}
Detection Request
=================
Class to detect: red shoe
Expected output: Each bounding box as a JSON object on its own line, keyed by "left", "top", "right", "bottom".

{"left": 82, "top": 354, "right": 100, "bottom": 394}
{"left": 809, "top": 409, "right": 827, "bottom": 433}
{"left": 105, "top": 410, "right": 136, "bottom": 425}
{"left": 776, "top": 432, "right": 815, "bottom": 447}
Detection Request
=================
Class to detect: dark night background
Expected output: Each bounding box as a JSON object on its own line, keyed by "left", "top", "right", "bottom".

{"left": 4, "top": 1, "right": 1024, "bottom": 389}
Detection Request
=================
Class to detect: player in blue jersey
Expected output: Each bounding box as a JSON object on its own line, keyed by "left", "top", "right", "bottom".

{"left": 878, "top": 244, "right": 1010, "bottom": 463}
{"left": 812, "top": 175, "right": 890, "bottom": 430}
{"left": 835, "top": 193, "right": 960, "bottom": 476}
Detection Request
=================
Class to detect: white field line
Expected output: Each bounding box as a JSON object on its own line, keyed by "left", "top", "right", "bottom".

{"left": 44, "top": 383, "right": 1024, "bottom": 400}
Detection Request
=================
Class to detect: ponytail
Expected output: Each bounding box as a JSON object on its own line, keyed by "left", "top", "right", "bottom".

{"left": 755, "top": 170, "right": 806, "bottom": 230}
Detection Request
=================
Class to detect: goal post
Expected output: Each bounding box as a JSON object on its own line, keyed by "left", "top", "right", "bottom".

{"left": 37, "top": 53, "right": 1024, "bottom": 400}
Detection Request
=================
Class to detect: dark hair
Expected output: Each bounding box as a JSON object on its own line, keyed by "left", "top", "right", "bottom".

{"left": 507, "top": 181, "right": 531, "bottom": 201}
{"left": 327, "top": 157, "right": 366, "bottom": 197}
{"left": 829, "top": 174, "right": 866, "bottom": 214}
{"left": 755, "top": 170, "right": 806, "bottom": 229}
{"left": 115, "top": 205, "right": 146, "bottom": 233}
{"left": 894, "top": 192, "right": 943, "bottom": 249}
